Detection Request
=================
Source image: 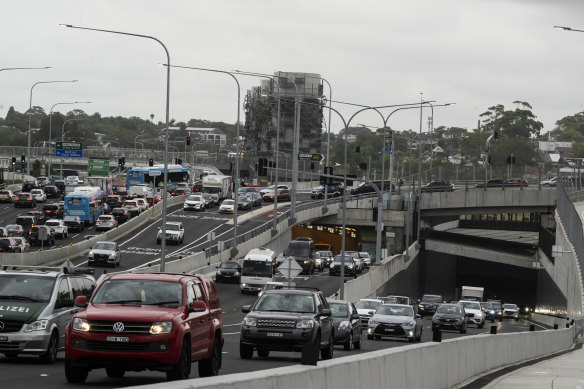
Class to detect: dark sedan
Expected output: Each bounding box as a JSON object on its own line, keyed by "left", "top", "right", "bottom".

{"left": 111, "top": 207, "right": 131, "bottom": 224}
{"left": 431, "top": 303, "right": 468, "bottom": 333}
{"left": 42, "top": 203, "right": 63, "bottom": 219}
{"left": 14, "top": 192, "right": 36, "bottom": 208}
{"left": 327, "top": 299, "right": 362, "bottom": 351}
{"left": 328, "top": 254, "right": 358, "bottom": 276}
{"left": 420, "top": 180, "right": 454, "bottom": 192}
{"left": 44, "top": 185, "right": 61, "bottom": 198}
{"left": 215, "top": 261, "right": 242, "bottom": 283}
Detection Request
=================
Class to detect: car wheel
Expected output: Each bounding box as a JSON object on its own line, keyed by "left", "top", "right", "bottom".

{"left": 367, "top": 334, "right": 374, "bottom": 340}
{"left": 239, "top": 342, "right": 253, "bottom": 359}
{"left": 374, "top": 335, "right": 381, "bottom": 340}
{"left": 321, "top": 333, "right": 334, "bottom": 360}
{"left": 354, "top": 332, "right": 362, "bottom": 349}
{"left": 106, "top": 367, "right": 125, "bottom": 378}
{"left": 166, "top": 340, "right": 191, "bottom": 381}
{"left": 416, "top": 328, "right": 422, "bottom": 342}
{"left": 39, "top": 331, "right": 58, "bottom": 363}
{"left": 344, "top": 332, "right": 354, "bottom": 351}
{"left": 478, "top": 323, "right": 484, "bottom": 329}
{"left": 65, "top": 359, "right": 89, "bottom": 383}
{"left": 198, "top": 335, "right": 221, "bottom": 377}
{"left": 257, "top": 348, "right": 270, "bottom": 359}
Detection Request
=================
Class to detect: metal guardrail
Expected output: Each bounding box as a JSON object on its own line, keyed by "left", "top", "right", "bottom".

{"left": 557, "top": 184, "right": 584, "bottom": 272}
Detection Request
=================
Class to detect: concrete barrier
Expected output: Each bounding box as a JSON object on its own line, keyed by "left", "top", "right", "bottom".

{"left": 128, "top": 328, "right": 574, "bottom": 389}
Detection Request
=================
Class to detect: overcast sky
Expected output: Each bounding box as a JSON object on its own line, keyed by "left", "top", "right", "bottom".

{"left": 2, "top": 0, "right": 584, "bottom": 137}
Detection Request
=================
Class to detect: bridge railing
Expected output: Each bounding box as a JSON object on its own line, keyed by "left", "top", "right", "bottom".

{"left": 557, "top": 184, "right": 584, "bottom": 274}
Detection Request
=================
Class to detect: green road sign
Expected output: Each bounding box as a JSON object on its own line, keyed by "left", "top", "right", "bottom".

{"left": 298, "top": 153, "right": 324, "bottom": 162}
{"left": 88, "top": 158, "right": 110, "bottom": 177}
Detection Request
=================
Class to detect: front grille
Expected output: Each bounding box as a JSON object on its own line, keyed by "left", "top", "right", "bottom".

{"left": 0, "top": 341, "right": 22, "bottom": 351}
{"left": 438, "top": 318, "right": 459, "bottom": 323}
{"left": 79, "top": 340, "right": 168, "bottom": 352}
{"left": 87, "top": 320, "right": 153, "bottom": 334}
{"left": 0, "top": 320, "right": 25, "bottom": 332}
{"left": 94, "top": 254, "right": 109, "bottom": 261}
{"left": 257, "top": 319, "right": 296, "bottom": 328}
{"left": 374, "top": 323, "right": 406, "bottom": 336}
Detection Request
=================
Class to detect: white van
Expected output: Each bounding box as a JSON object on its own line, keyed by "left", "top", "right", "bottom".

{"left": 128, "top": 185, "right": 153, "bottom": 198}
{"left": 240, "top": 247, "right": 276, "bottom": 293}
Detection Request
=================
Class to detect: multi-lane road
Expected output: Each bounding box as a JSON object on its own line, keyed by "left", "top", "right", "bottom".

{"left": 0, "top": 186, "right": 551, "bottom": 388}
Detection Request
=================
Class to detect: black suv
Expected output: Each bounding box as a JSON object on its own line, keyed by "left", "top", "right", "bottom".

{"left": 29, "top": 225, "right": 56, "bottom": 246}
{"left": 44, "top": 185, "right": 61, "bottom": 198}
{"left": 420, "top": 180, "right": 454, "bottom": 192}
{"left": 350, "top": 180, "right": 394, "bottom": 195}
{"left": 63, "top": 215, "right": 85, "bottom": 232}
{"left": 417, "top": 294, "right": 444, "bottom": 317}
{"left": 310, "top": 183, "right": 344, "bottom": 199}
{"left": 22, "top": 181, "right": 40, "bottom": 192}
{"left": 240, "top": 288, "right": 334, "bottom": 361}
{"left": 16, "top": 215, "right": 37, "bottom": 235}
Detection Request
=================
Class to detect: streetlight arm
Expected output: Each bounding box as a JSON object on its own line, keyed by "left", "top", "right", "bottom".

{"left": 0, "top": 67, "right": 51, "bottom": 72}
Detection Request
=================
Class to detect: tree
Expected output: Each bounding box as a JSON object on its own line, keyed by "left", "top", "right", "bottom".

{"left": 480, "top": 101, "right": 543, "bottom": 138}
{"left": 551, "top": 112, "right": 584, "bottom": 142}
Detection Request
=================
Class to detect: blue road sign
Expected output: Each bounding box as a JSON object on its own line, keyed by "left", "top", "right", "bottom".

{"left": 56, "top": 149, "right": 83, "bottom": 158}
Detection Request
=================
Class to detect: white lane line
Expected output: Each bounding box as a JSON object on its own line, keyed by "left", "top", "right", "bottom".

{"left": 119, "top": 208, "right": 182, "bottom": 247}
{"left": 71, "top": 234, "right": 80, "bottom": 239}
{"left": 224, "top": 332, "right": 241, "bottom": 335}
{"left": 223, "top": 323, "right": 242, "bottom": 327}
{"left": 525, "top": 320, "right": 549, "bottom": 330}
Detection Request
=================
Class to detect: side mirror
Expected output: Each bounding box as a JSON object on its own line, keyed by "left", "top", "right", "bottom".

{"left": 321, "top": 308, "right": 331, "bottom": 317}
{"left": 74, "top": 295, "right": 88, "bottom": 308}
{"left": 242, "top": 305, "right": 251, "bottom": 313}
{"left": 191, "top": 300, "right": 206, "bottom": 312}
{"left": 215, "top": 266, "right": 219, "bottom": 269}
{"left": 415, "top": 314, "right": 421, "bottom": 319}
{"left": 368, "top": 310, "right": 375, "bottom": 315}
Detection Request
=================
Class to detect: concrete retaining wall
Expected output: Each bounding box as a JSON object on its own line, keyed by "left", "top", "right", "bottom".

{"left": 0, "top": 196, "right": 184, "bottom": 267}
{"left": 130, "top": 328, "right": 574, "bottom": 389}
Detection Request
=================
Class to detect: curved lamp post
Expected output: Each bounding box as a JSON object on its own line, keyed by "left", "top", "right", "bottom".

{"left": 61, "top": 23, "right": 172, "bottom": 271}
{"left": 27, "top": 79, "right": 78, "bottom": 175}
{"left": 49, "top": 101, "right": 91, "bottom": 176}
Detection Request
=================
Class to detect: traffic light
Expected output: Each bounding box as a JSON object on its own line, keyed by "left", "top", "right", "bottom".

{"left": 322, "top": 166, "right": 334, "bottom": 185}
{"left": 186, "top": 136, "right": 191, "bottom": 145}
{"left": 149, "top": 158, "right": 154, "bottom": 167}
{"left": 21, "top": 155, "right": 25, "bottom": 164}
{"left": 121, "top": 157, "right": 125, "bottom": 168}
{"left": 355, "top": 146, "right": 360, "bottom": 153}
{"left": 310, "top": 162, "right": 315, "bottom": 170}
{"left": 11, "top": 157, "right": 16, "bottom": 166}
{"left": 258, "top": 158, "right": 268, "bottom": 176}
{"left": 118, "top": 158, "right": 123, "bottom": 167}
{"left": 177, "top": 158, "right": 182, "bottom": 165}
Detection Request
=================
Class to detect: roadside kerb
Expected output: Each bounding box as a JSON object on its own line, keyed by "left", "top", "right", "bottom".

{"left": 127, "top": 327, "right": 574, "bottom": 389}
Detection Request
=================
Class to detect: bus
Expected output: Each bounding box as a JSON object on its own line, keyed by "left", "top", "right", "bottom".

{"left": 240, "top": 247, "right": 276, "bottom": 294}
{"left": 64, "top": 186, "right": 105, "bottom": 224}
{"left": 126, "top": 164, "right": 189, "bottom": 189}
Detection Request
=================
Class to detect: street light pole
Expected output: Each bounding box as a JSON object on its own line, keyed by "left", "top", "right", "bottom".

{"left": 49, "top": 101, "right": 91, "bottom": 176}
{"left": 27, "top": 79, "right": 78, "bottom": 175}
{"left": 61, "top": 23, "right": 172, "bottom": 271}
{"left": 163, "top": 64, "right": 242, "bottom": 257}
{"left": 0, "top": 67, "right": 51, "bottom": 72}
{"left": 59, "top": 118, "right": 85, "bottom": 178}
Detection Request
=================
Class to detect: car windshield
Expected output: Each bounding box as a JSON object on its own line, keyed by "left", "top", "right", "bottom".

{"left": 6, "top": 225, "right": 21, "bottom": 230}
{"left": 287, "top": 242, "right": 309, "bottom": 257}
{"left": 254, "top": 293, "right": 315, "bottom": 313}
{"left": 422, "top": 295, "right": 442, "bottom": 303}
{"left": 92, "top": 279, "right": 182, "bottom": 306}
{"left": 16, "top": 218, "right": 33, "bottom": 225}
{"left": 329, "top": 303, "right": 349, "bottom": 317}
{"left": 98, "top": 216, "right": 111, "bottom": 221}
{"left": 222, "top": 200, "right": 234, "bottom": 205}
{"left": 356, "top": 300, "right": 382, "bottom": 310}
{"left": 503, "top": 304, "right": 518, "bottom": 310}
{"left": 187, "top": 195, "right": 202, "bottom": 201}
{"left": 359, "top": 252, "right": 370, "bottom": 258}
{"left": 437, "top": 305, "right": 462, "bottom": 314}
{"left": 93, "top": 242, "right": 116, "bottom": 251}
{"left": 0, "top": 275, "right": 56, "bottom": 303}
{"left": 219, "top": 261, "right": 239, "bottom": 269}
{"left": 376, "top": 305, "right": 414, "bottom": 317}
{"left": 242, "top": 260, "right": 272, "bottom": 277}
{"left": 460, "top": 301, "right": 481, "bottom": 310}
{"left": 166, "top": 224, "right": 181, "bottom": 231}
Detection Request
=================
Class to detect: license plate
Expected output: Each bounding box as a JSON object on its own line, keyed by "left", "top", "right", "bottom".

{"left": 266, "top": 332, "right": 283, "bottom": 337}
{"left": 0, "top": 336, "right": 7, "bottom": 341}
{"left": 384, "top": 328, "right": 394, "bottom": 332}
{"left": 106, "top": 336, "right": 129, "bottom": 342}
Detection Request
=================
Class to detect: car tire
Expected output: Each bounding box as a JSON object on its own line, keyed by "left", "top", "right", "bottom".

{"left": 65, "top": 359, "right": 89, "bottom": 383}
{"left": 39, "top": 331, "right": 58, "bottom": 363}
{"left": 367, "top": 334, "right": 374, "bottom": 340}
{"left": 374, "top": 335, "right": 381, "bottom": 340}
{"left": 239, "top": 342, "right": 253, "bottom": 359}
{"left": 106, "top": 367, "right": 125, "bottom": 378}
{"left": 321, "top": 333, "right": 334, "bottom": 360}
{"left": 415, "top": 329, "right": 422, "bottom": 342}
{"left": 166, "top": 340, "right": 191, "bottom": 381}
{"left": 257, "top": 348, "right": 270, "bottom": 359}
{"left": 198, "top": 336, "right": 221, "bottom": 377}
{"left": 344, "top": 332, "right": 354, "bottom": 351}
{"left": 478, "top": 323, "right": 484, "bottom": 329}
{"left": 354, "top": 332, "right": 362, "bottom": 349}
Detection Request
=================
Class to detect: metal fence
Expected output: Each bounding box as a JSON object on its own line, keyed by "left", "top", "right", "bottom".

{"left": 556, "top": 184, "right": 584, "bottom": 274}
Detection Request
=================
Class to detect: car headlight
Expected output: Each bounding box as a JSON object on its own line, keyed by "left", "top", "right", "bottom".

{"left": 88, "top": 251, "right": 94, "bottom": 258}
{"left": 330, "top": 264, "right": 335, "bottom": 268}
{"left": 475, "top": 312, "right": 483, "bottom": 318}
{"left": 403, "top": 321, "right": 416, "bottom": 327}
{"left": 338, "top": 320, "right": 351, "bottom": 330}
{"left": 73, "top": 318, "right": 90, "bottom": 332}
{"left": 348, "top": 264, "right": 354, "bottom": 268}
{"left": 234, "top": 272, "right": 240, "bottom": 276}
{"left": 297, "top": 319, "right": 314, "bottom": 329}
{"left": 419, "top": 304, "right": 424, "bottom": 308}
{"left": 216, "top": 270, "right": 222, "bottom": 275}
{"left": 368, "top": 318, "right": 378, "bottom": 325}
{"left": 304, "top": 260, "right": 309, "bottom": 264}
{"left": 150, "top": 321, "right": 173, "bottom": 334}
{"left": 243, "top": 316, "right": 256, "bottom": 327}
{"left": 24, "top": 319, "right": 49, "bottom": 332}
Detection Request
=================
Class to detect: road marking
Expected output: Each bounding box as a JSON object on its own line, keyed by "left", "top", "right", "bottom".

{"left": 119, "top": 208, "right": 182, "bottom": 247}
{"left": 224, "top": 332, "right": 241, "bottom": 335}
{"left": 223, "top": 323, "right": 242, "bottom": 327}
{"left": 71, "top": 234, "right": 80, "bottom": 239}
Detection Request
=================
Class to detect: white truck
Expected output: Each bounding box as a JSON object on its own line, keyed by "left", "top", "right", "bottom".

{"left": 202, "top": 175, "right": 232, "bottom": 204}
{"left": 461, "top": 286, "right": 484, "bottom": 302}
